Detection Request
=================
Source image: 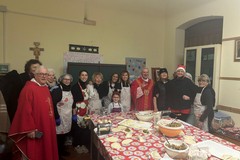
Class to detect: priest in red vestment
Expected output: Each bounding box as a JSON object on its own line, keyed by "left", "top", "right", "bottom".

{"left": 8, "top": 66, "right": 58, "bottom": 160}
{"left": 131, "top": 68, "right": 154, "bottom": 111}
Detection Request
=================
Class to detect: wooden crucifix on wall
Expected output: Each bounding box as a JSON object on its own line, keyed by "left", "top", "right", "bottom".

{"left": 29, "top": 42, "right": 44, "bottom": 60}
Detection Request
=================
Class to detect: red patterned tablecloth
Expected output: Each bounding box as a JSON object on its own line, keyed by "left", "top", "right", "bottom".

{"left": 90, "top": 112, "right": 240, "bottom": 160}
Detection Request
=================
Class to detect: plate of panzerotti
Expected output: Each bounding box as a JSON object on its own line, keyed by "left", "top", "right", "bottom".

{"left": 118, "top": 119, "right": 152, "bottom": 130}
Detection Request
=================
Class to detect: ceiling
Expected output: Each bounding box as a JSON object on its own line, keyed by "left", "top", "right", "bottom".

{"left": 93, "top": 0, "right": 215, "bottom": 16}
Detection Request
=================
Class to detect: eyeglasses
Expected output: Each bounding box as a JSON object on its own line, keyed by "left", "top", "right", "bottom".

{"left": 37, "top": 73, "right": 48, "bottom": 77}
{"left": 63, "top": 78, "right": 71, "bottom": 81}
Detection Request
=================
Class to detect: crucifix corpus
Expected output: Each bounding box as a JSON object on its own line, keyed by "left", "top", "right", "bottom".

{"left": 29, "top": 42, "right": 44, "bottom": 60}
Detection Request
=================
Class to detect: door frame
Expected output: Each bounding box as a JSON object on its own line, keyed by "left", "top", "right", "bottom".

{"left": 184, "top": 44, "right": 221, "bottom": 105}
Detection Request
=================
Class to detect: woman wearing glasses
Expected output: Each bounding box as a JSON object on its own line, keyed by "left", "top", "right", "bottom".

{"left": 50, "top": 74, "right": 74, "bottom": 158}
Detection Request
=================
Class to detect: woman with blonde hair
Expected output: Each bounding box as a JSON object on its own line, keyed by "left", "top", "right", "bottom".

{"left": 47, "top": 68, "right": 57, "bottom": 89}
{"left": 193, "top": 74, "right": 215, "bottom": 132}
{"left": 88, "top": 72, "right": 104, "bottom": 115}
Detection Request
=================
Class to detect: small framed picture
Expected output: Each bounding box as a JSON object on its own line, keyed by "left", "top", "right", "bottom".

{"left": 0, "top": 64, "right": 9, "bottom": 74}
{"left": 234, "top": 39, "right": 240, "bottom": 62}
{"left": 151, "top": 67, "right": 160, "bottom": 82}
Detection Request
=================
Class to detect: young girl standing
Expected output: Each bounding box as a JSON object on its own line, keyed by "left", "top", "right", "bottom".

{"left": 108, "top": 91, "right": 123, "bottom": 113}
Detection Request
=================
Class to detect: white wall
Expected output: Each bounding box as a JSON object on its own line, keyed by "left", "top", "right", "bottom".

{"left": 0, "top": 0, "right": 165, "bottom": 78}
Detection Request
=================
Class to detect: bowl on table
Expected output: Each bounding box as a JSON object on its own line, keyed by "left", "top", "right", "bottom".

{"left": 164, "top": 139, "right": 189, "bottom": 159}
{"left": 135, "top": 110, "right": 153, "bottom": 122}
{"left": 157, "top": 119, "right": 184, "bottom": 137}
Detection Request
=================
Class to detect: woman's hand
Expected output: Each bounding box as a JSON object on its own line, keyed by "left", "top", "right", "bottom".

{"left": 154, "top": 107, "right": 158, "bottom": 112}
{"left": 182, "top": 95, "right": 190, "bottom": 100}
{"left": 197, "top": 121, "right": 204, "bottom": 129}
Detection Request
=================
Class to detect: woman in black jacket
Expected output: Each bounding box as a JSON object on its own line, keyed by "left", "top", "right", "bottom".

{"left": 153, "top": 68, "right": 169, "bottom": 112}
{"left": 71, "top": 70, "right": 91, "bottom": 154}
{"left": 193, "top": 74, "right": 215, "bottom": 132}
{"left": 166, "top": 65, "right": 197, "bottom": 121}
{"left": 51, "top": 74, "right": 73, "bottom": 157}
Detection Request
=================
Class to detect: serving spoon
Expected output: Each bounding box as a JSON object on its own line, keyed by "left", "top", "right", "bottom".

{"left": 162, "top": 134, "right": 171, "bottom": 145}
{"left": 168, "top": 117, "right": 178, "bottom": 126}
{"left": 159, "top": 129, "right": 170, "bottom": 145}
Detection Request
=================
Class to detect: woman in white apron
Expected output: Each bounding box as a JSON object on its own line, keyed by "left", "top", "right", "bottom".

{"left": 193, "top": 74, "right": 215, "bottom": 132}
{"left": 71, "top": 70, "right": 91, "bottom": 153}
{"left": 88, "top": 72, "right": 104, "bottom": 115}
{"left": 87, "top": 83, "right": 102, "bottom": 115}
{"left": 50, "top": 74, "right": 73, "bottom": 157}
{"left": 115, "top": 70, "right": 131, "bottom": 112}
{"left": 102, "top": 73, "right": 119, "bottom": 109}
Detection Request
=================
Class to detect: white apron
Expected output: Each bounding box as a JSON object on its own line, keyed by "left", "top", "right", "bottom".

{"left": 88, "top": 87, "right": 102, "bottom": 115}
{"left": 120, "top": 83, "right": 131, "bottom": 112}
{"left": 193, "top": 87, "right": 209, "bottom": 132}
{"left": 103, "top": 85, "right": 114, "bottom": 108}
{"left": 56, "top": 90, "right": 73, "bottom": 134}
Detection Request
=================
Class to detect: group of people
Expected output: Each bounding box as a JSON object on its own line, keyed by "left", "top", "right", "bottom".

{"left": 1, "top": 59, "right": 215, "bottom": 160}
{"left": 154, "top": 65, "right": 215, "bottom": 133}
{"left": 129, "top": 65, "right": 215, "bottom": 134}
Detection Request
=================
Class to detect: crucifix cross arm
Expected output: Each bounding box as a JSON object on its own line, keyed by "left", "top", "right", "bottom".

{"left": 29, "top": 42, "right": 44, "bottom": 60}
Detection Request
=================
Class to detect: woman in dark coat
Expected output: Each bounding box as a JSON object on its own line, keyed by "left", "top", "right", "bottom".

{"left": 153, "top": 68, "right": 169, "bottom": 111}
{"left": 166, "top": 65, "right": 197, "bottom": 121}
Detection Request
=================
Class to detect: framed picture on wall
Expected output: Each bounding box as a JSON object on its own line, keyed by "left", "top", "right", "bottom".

{"left": 151, "top": 67, "right": 160, "bottom": 82}
{"left": 0, "top": 64, "right": 9, "bottom": 74}
{"left": 234, "top": 39, "right": 240, "bottom": 62}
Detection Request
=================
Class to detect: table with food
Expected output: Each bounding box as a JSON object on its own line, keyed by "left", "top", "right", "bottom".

{"left": 89, "top": 111, "right": 240, "bottom": 160}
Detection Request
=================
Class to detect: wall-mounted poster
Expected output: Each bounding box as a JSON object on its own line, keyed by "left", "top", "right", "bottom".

{"left": 126, "top": 57, "right": 146, "bottom": 83}
{"left": 0, "top": 64, "right": 9, "bottom": 74}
